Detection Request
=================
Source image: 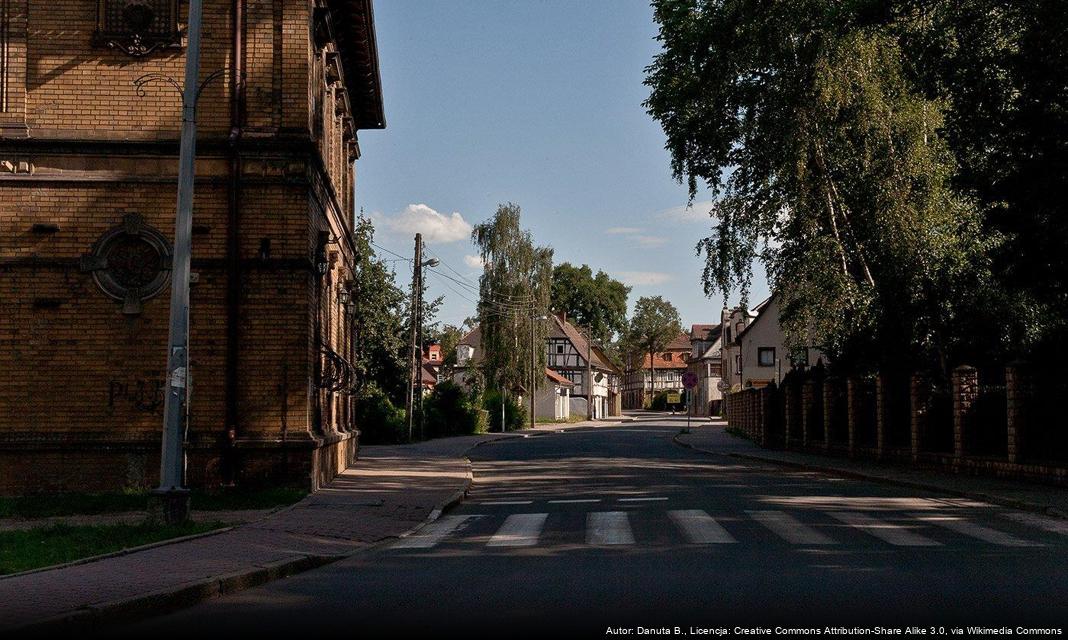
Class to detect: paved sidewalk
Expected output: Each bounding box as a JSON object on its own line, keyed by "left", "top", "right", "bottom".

{"left": 0, "top": 433, "right": 516, "bottom": 634}
{"left": 678, "top": 421, "right": 1068, "bottom": 518}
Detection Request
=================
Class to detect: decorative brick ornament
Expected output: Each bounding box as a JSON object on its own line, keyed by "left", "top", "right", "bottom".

{"left": 81, "top": 213, "right": 172, "bottom": 315}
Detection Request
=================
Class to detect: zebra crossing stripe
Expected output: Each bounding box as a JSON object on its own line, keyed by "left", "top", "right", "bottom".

{"left": 747, "top": 510, "right": 835, "bottom": 545}
{"left": 668, "top": 510, "right": 737, "bottom": 544}
{"left": 587, "top": 512, "right": 635, "bottom": 545}
{"left": 828, "top": 511, "right": 941, "bottom": 546}
{"left": 1001, "top": 512, "right": 1068, "bottom": 537}
{"left": 910, "top": 513, "right": 1043, "bottom": 547}
{"left": 488, "top": 513, "right": 548, "bottom": 547}
{"left": 393, "top": 515, "right": 480, "bottom": 549}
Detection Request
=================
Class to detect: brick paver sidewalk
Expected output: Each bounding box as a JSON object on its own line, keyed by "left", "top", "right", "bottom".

{"left": 0, "top": 433, "right": 514, "bottom": 634}
{"left": 678, "top": 421, "right": 1068, "bottom": 517}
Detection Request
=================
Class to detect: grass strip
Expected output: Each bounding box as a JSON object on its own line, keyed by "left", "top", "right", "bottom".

{"left": 0, "top": 520, "right": 226, "bottom": 575}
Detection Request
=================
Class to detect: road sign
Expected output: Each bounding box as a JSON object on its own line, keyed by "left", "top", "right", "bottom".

{"left": 682, "top": 371, "right": 698, "bottom": 389}
{"left": 666, "top": 392, "right": 681, "bottom": 404}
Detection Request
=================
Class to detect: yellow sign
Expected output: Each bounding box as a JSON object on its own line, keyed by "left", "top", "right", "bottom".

{"left": 666, "top": 393, "right": 681, "bottom": 404}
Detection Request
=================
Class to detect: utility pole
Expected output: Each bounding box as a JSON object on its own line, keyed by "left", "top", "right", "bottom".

{"left": 406, "top": 233, "right": 422, "bottom": 442}
{"left": 153, "top": 0, "right": 204, "bottom": 525}
{"left": 530, "top": 311, "right": 536, "bottom": 428}
{"left": 586, "top": 327, "right": 594, "bottom": 421}
{"left": 415, "top": 257, "right": 425, "bottom": 441}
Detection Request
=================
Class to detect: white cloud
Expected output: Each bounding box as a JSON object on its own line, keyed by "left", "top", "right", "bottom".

{"left": 463, "top": 254, "right": 485, "bottom": 269}
{"left": 604, "top": 225, "right": 666, "bottom": 247}
{"left": 634, "top": 235, "right": 668, "bottom": 248}
{"left": 380, "top": 203, "right": 472, "bottom": 243}
{"left": 617, "top": 271, "right": 673, "bottom": 286}
{"left": 657, "top": 199, "right": 716, "bottom": 224}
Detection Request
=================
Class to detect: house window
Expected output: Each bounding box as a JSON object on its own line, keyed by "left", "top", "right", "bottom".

{"left": 734, "top": 355, "right": 741, "bottom": 374}
{"left": 556, "top": 345, "right": 564, "bottom": 354}
{"left": 95, "top": 0, "right": 180, "bottom": 57}
{"left": 758, "top": 347, "right": 776, "bottom": 367}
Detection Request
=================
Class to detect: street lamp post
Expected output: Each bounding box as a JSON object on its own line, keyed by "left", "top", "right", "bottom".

{"left": 152, "top": 0, "right": 205, "bottom": 525}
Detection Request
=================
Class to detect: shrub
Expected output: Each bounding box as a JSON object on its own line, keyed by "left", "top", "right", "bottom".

{"left": 482, "top": 389, "right": 525, "bottom": 432}
{"left": 355, "top": 387, "right": 407, "bottom": 444}
{"left": 423, "top": 381, "right": 486, "bottom": 438}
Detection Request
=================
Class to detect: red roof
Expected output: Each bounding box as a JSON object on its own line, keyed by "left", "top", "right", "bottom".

{"left": 630, "top": 332, "right": 692, "bottom": 370}
{"left": 545, "top": 368, "right": 574, "bottom": 386}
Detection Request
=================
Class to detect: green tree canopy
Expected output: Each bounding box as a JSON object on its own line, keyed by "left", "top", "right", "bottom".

{"left": 550, "top": 263, "right": 631, "bottom": 345}
{"left": 644, "top": 0, "right": 1013, "bottom": 373}
{"left": 350, "top": 213, "right": 409, "bottom": 403}
{"left": 627, "top": 296, "right": 683, "bottom": 380}
{"left": 472, "top": 203, "right": 554, "bottom": 394}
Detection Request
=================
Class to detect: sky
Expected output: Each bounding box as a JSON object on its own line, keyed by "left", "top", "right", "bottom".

{"left": 355, "top": 0, "right": 769, "bottom": 330}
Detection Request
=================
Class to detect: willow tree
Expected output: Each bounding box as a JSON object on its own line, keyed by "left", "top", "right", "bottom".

{"left": 644, "top": 1, "right": 1002, "bottom": 373}
{"left": 472, "top": 203, "right": 554, "bottom": 395}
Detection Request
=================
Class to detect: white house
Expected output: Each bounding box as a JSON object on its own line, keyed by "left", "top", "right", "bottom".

{"left": 545, "top": 313, "right": 619, "bottom": 419}
{"left": 686, "top": 324, "right": 724, "bottom": 416}
{"left": 720, "top": 295, "right": 824, "bottom": 391}
{"left": 452, "top": 324, "right": 579, "bottom": 422}
{"left": 622, "top": 332, "right": 691, "bottom": 410}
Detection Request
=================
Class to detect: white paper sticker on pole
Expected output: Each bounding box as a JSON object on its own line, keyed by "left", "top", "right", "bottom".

{"left": 171, "top": 367, "right": 187, "bottom": 389}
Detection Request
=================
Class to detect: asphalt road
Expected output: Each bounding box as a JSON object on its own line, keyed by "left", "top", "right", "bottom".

{"left": 114, "top": 415, "right": 1068, "bottom": 637}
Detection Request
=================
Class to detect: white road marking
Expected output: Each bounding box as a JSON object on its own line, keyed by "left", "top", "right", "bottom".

{"left": 393, "top": 515, "right": 480, "bottom": 549}
{"left": 488, "top": 513, "right": 548, "bottom": 547}
{"left": 1002, "top": 511, "right": 1068, "bottom": 537}
{"left": 548, "top": 499, "right": 601, "bottom": 504}
{"left": 479, "top": 500, "right": 533, "bottom": 506}
{"left": 668, "top": 510, "right": 737, "bottom": 544}
{"left": 587, "top": 512, "right": 635, "bottom": 545}
{"left": 910, "top": 513, "right": 1043, "bottom": 547}
{"left": 747, "top": 510, "right": 836, "bottom": 545}
{"left": 828, "top": 511, "right": 941, "bottom": 546}
{"left": 618, "top": 497, "right": 669, "bottom": 502}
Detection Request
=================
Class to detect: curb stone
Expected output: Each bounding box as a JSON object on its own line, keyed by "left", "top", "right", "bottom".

{"left": 0, "top": 525, "right": 237, "bottom": 582}
{"left": 9, "top": 433, "right": 531, "bottom": 636}
{"left": 673, "top": 432, "right": 1068, "bottom": 521}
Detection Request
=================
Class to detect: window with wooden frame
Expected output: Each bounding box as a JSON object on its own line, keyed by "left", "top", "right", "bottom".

{"left": 757, "top": 347, "right": 776, "bottom": 367}
{"left": 94, "top": 0, "right": 180, "bottom": 57}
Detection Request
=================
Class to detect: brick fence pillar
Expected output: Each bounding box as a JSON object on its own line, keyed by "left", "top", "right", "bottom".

{"left": 782, "top": 381, "right": 796, "bottom": 448}
{"left": 1005, "top": 362, "right": 1029, "bottom": 465}
{"left": 822, "top": 377, "right": 834, "bottom": 451}
{"left": 952, "top": 365, "right": 978, "bottom": 465}
{"left": 875, "top": 372, "right": 887, "bottom": 460}
{"left": 847, "top": 377, "right": 859, "bottom": 458}
{"left": 800, "top": 377, "right": 814, "bottom": 449}
{"left": 910, "top": 373, "right": 927, "bottom": 462}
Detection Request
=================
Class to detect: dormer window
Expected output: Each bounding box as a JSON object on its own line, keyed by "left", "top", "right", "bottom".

{"left": 95, "top": 0, "right": 181, "bottom": 57}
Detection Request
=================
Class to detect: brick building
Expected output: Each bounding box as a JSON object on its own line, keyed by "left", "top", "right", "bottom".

{"left": 0, "top": 0, "right": 385, "bottom": 494}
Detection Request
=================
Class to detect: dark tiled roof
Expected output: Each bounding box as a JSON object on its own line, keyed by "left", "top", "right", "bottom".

{"left": 548, "top": 315, "right": 613, "bottom": 370}
{"left": 690, "top": 324, "right": 722, "bottom": 342}
{"left": 329, "top": 0, "right": 386, "bottom": 129}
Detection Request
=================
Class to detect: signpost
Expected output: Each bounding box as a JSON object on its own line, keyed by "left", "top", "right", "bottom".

{"left": 681, "top": 371, "right": 699, "bottom": 434}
